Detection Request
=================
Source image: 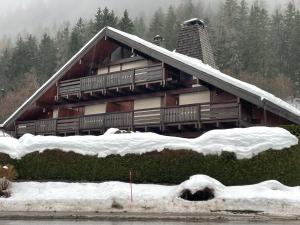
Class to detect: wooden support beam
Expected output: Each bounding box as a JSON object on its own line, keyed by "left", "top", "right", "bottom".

{"left": 263, "top": 108, "right": 267, "bottom": 126}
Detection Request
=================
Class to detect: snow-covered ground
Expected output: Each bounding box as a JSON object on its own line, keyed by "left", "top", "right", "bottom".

{"left": 0, "top": 127, "right": 298, "bottom": 159}
{"left": 1, "top": 174, "right": 300, "bottom": 217}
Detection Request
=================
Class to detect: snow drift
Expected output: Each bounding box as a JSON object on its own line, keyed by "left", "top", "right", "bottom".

{"left": 2, "top": 174, "right": 300, "bottom": 216}
{"left": 0, "top": 127, "right": 298, "bottom": 159}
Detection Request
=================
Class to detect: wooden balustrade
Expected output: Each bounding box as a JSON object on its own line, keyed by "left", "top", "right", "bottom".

{"left": 58, "top": 65, "right": 163, "bottom": 97}
{"left": 16, "top": 102, "right": 239, "bottom": 137}
{"left": 58, "top": 79, "right": 81, "bottom": 97}
{"left": 35, "top": 119, "right": 57, "bottom": 133}
{"left": 80, "top": 114, "right": 105, "bottom": 130}
{"left": 164, "top": 105, "right": 200, "bottom": 123}
{"left": 134, "top": 108, "right": 162, "bottom": 126}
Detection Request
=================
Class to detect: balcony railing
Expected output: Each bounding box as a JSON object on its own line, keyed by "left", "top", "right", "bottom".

{"left": 58, "top": 64, "right": 164, "bottom": 98}
{"left": 15, "top": 102, "right": 239, "bottom": 137}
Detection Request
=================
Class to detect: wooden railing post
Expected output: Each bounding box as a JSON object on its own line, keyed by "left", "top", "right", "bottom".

{"left": 162, "top": 62, "right": 166, "bottom": 86}
{"left": 197, "top": 104, "right": 201, "bottom": 128}
{"left": 54, "top": 119, "right": 57, "bottom": 135}
{"left": 132, "top": 69, "right": 135, "bottom": 91}
{"left": 161, "top": 107, "right": 165, "bottom": 132}
{"left": 131, "top": 111, "right": 134, "bottom": 131}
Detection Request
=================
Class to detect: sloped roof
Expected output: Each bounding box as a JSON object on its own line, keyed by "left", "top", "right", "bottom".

{"left": 1, "top": 27, "right": 300, "bottom": 128}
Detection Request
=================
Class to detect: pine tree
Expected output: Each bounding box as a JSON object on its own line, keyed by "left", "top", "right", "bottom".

{"left": 118, "top": 10, "right": 134, "bottom": 33}
{"left": 293, "top": 10, "right": 300, "bottom": 94}
{"left": 236, "top": 0, "right": 249, "bottom": 71}
{"left": 37, "top": 34, "right": 57, "bottom": 83}
{"left": 0, "top": 49, "right": 12, "bottom": 90}
{"left": 69, "top": 18, "right": 86, "bottom": 57}
{"left": 133, "top": 16, "right": 147, "bottom": 38}
{"left": 244, "top": 3, "right": 270, "bottom": 75}
{"left": 55, "top": 24, "right": 70, "bottom": 67}
{"left": 10, "top": 37, "right": 32, "bottom": 81}
{"left": 215, "top": 0, "right": 241, "bottom": 74}
{"left": 177, "top": 0, "right": 199, "bottom": 21}
{"left": 93, "top": 7, "right": 118, "bottom": 34}
{"left": 269, "top": 9, "right": 285, "bottom": 75}
{"left": 25, "top": 35, "right": 38, "bottom": 71}
{"left": 282, "top": 2, "right": 298, "bottom": 83}
{"left": 163, "top": 6, "right": 179, "bottom": 50}
{"left": 148, "top": 8, "right": 165, "bottom": 40}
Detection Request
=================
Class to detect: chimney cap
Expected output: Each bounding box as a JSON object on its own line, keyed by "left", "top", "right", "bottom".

{"left": 183, "top": 18, "right": 205, "bottom": 27}
{"left": 153, "top": 35, "right": 164, "bottom": 41}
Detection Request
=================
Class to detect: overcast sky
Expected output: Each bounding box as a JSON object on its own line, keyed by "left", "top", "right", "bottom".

{"left": 0, "top": 0, "right": 299, "bottom": 40}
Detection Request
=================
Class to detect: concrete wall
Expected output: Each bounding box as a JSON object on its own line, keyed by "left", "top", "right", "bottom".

{"left": 98, "top": 67, "right": 108, "bottom": 75}
{"left": 179, "top": 91, "right": 210, "bottom": 105}
{"left": 122, "top": 60, "right": 148, "bottom": 70}
{"left": 53, "top": 109, "right": 58, "bottom": 118}
{"left": 134, "top": 97, "right": 161, "bottom": 110}
{"left": 84, "top": 103, "right": 106, "bottom": 115}
{"left": 97, "top": 60, "right": 148, "bottom": 75}
{"left": 110, "top": 65, "right": 121, "bottom": 73}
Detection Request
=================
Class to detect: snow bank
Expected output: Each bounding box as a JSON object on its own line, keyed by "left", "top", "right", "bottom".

{"left": 0, "top": 130, "right": 10, "bottom": 137}
{"left": 0, "top": 127, "right": 298, "bottom": 159}
{"left": 2, "top": 174, "right": 300, "bottom": 216}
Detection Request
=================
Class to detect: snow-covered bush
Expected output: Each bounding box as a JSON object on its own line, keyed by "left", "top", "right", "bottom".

{"left": 0, "top": 164, "right": 18, "bottom": 181}
{"left": 176, "top": 175, "right": 224, "bottom": 201}
{"left": 0, "top": 166, "right": 13, "bottom": 198}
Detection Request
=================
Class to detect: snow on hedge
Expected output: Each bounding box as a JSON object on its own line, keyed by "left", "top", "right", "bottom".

{"left": 2, "top": 174, "right": 300, "bottom": 215}
{"left": 0, "top": 127, "right": 298, "bottom": 159}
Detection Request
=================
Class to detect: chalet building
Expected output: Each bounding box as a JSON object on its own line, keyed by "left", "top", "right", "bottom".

{"left": 1, "top": 18, "right": 300, "bottom": 138}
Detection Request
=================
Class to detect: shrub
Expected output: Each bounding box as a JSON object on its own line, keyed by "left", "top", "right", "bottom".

{"left": 282, "top": 125, "right": 300, "bottom": 138}
{"left": 180, "top": 188, "right": 215, "bottom": 201}
{"left": 0, "top": 164, "right": 18, "bottom": 181}
{"left": 0, "top": 144, "right": 296, "bottom": 186}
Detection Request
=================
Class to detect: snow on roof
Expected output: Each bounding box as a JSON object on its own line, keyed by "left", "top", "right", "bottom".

{"left": 182, "top": 18, "right": 205, "bottom": 26}
{"left": 108, "top": 27, "right": 300, "bottom": 118}
{"left": 0, "top": 127, "right": 297, "bottom": 159}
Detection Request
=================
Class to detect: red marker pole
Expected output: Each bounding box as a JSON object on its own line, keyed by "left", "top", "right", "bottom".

{"left": 129, "top": 170, "right": 133, "bottom": 202}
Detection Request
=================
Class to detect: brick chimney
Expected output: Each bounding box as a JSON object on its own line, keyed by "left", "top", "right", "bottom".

{"left": 176, "top": 18, "right": 217, "bottom": 68}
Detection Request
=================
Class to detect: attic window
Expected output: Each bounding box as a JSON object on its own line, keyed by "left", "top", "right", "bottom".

{"left": 111, "top": 46, "right": 132, "bottom": 62}
{"left": 179, "top": 187, "right": 215, "bottom": 201}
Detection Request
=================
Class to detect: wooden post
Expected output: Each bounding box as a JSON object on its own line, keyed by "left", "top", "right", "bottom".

{"left": 162, "top": 62, "right": 166, "bottom": 86}
{"left": 197, "top": 104, "right": 201, "bottom": 129}
{"left": 238, "top": 97, "right": 242, "bottom": 127}
{"left": 129, "top": 170, "right": 133, "bottom": 202}
{"left": 132, "top": 69, "right": 135, "bottom": 91}
{"left": 263, "top": 108, "right": 267, "bottom": 126}
{"left": 56, "top": 82, "right": 59, "bottom": 102}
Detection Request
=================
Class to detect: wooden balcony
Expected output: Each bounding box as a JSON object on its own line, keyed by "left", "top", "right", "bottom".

{"left": 57, "top": 64, "right": 164, "bottom": 99}
{"left": 15, "top": 102, "right": 239, "bottom": 137}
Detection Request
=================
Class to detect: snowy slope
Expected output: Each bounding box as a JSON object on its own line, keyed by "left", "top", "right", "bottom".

{"left": 2, "top": 175, "right": 300, "bottom": 216}
{"left": 0, "top": 127, "right": 298, "bottom": 159}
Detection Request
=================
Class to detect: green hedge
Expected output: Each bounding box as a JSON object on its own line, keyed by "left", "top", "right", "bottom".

{"left": 0, "top": 143, "right": 300, "bottom": 186}
{"left": 282, "top": 125, "right": 300, "bottom": 138}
